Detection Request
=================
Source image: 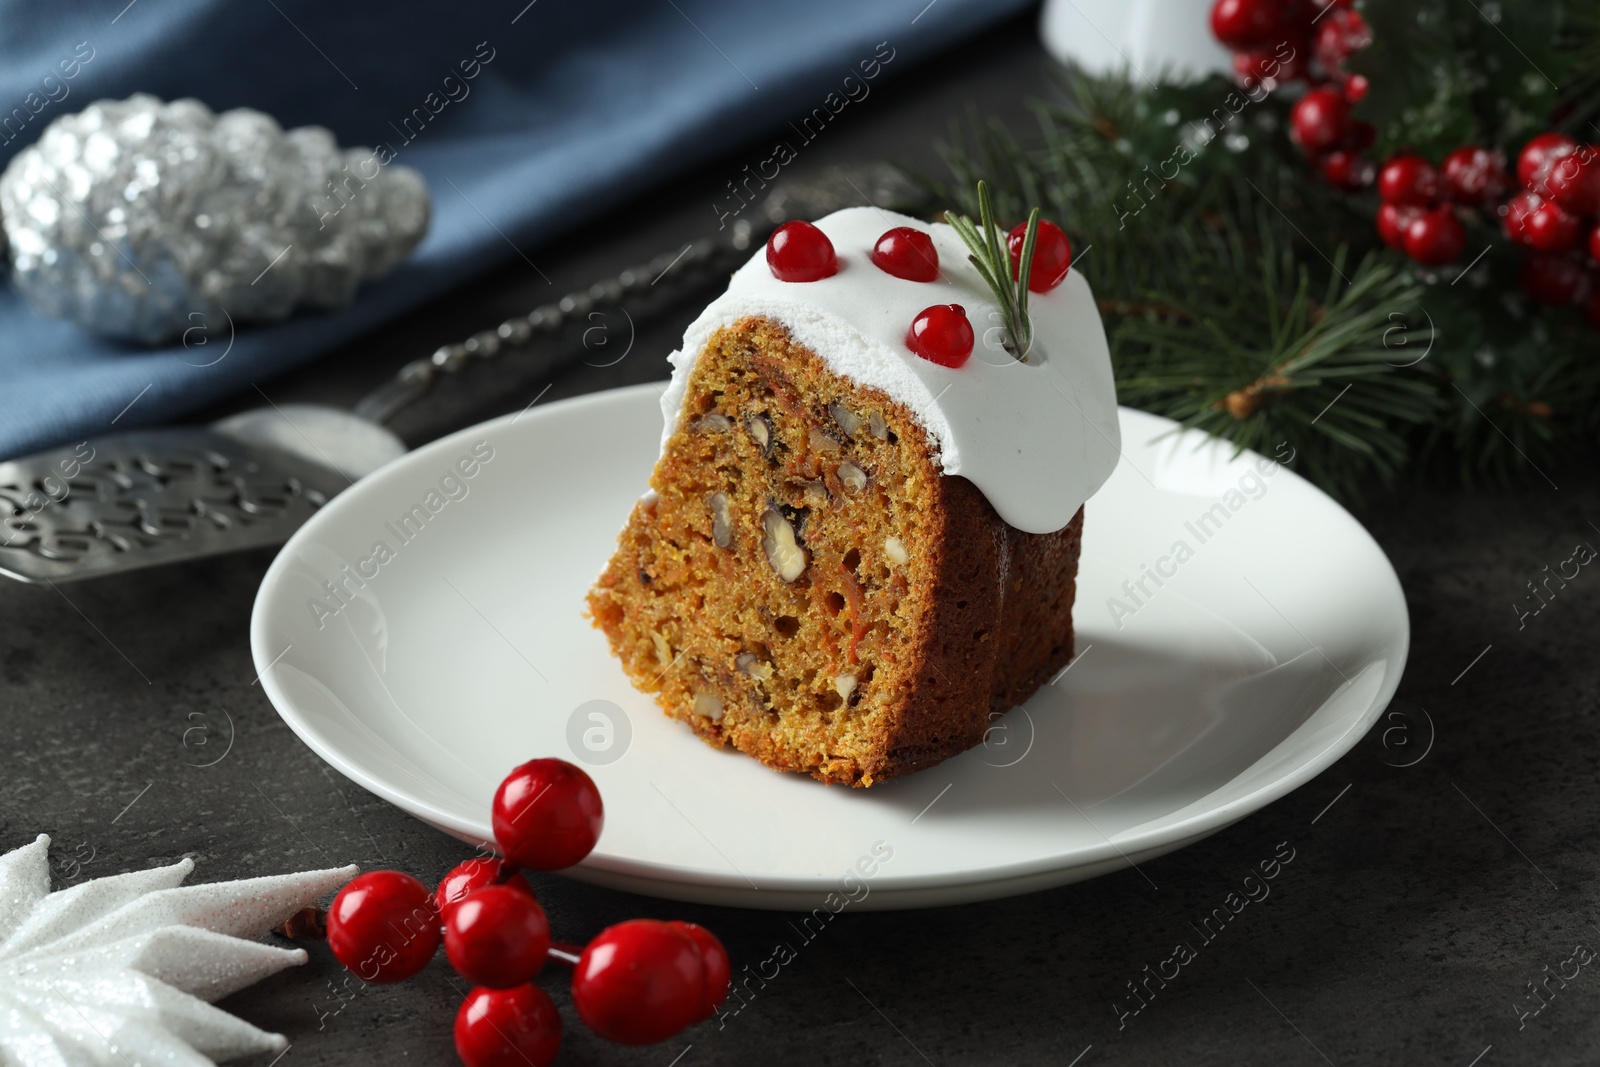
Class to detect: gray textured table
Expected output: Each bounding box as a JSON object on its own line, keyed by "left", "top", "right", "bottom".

{"left": 4, "top": 12, "right": 1598, "bottom": 1066}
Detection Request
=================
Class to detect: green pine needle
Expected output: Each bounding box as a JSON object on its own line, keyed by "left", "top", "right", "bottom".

{"left": 945, "top": 181, "right": 1038, "bottom": 361}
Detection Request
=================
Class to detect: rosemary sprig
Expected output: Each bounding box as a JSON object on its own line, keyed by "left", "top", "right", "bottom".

{"left": 945, "top": 180, "right": 1039, "bottom": 362}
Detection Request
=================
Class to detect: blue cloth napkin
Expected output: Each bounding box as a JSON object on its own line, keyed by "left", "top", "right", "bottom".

{"left": 0, "top": 0, "right": 1032, "bottom": 457}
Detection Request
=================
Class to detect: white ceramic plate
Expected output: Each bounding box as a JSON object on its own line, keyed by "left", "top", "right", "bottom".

{"left": 252, "top": 384, "right": 1407, "bottom": 910}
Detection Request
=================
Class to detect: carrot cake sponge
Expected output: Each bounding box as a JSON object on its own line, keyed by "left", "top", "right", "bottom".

{"left": 587, "top": 199, "right": 1119, "bottom": 785}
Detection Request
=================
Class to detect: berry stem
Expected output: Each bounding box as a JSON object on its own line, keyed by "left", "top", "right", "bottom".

{"left": 547, "top": 941, "right": 584, "bottom": 967}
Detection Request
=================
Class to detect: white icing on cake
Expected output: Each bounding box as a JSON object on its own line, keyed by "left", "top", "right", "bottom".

{"left": 660, "top": 206, "right": 1121, "bottom": 534}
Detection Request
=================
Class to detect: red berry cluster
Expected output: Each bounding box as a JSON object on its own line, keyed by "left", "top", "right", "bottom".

{"left": 321, "top": 758, "right": 730, "bottom": 1067}
{"left": 1212, "top": 0, "right": 1374, "bottom": 184}
{"left": 1211, "top": 0, "right": 1600, "bottom": 327}
{"left": 1367, "top": 134, "right": 1600, "bottom": 319}
{"left": 766, "top": 217, "right": 1073, "bottom": 370}
{"left": 1213, "top": 0, "right": 1371, "bottom": 106}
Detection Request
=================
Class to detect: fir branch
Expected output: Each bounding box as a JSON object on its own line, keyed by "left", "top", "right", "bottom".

{"left": 944, "top": 180, "right": 1038, "bottom": 361}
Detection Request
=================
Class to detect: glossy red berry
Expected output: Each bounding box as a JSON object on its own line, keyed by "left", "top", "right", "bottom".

{"left": 1402, "top": 206, "right": 1466, "bottom": 266}
{"left": 435, "top": 858, "right": 535, "bottom": 922}
{"left": 1233, "top": 44, "right": 1305, "bottom": 86}
{"left": 1210, "top": 0, "right": 1283, "bottom": 49}
{"left": 766, "top": 220, "right": 837, "bottom": 282}
{"left": 1517, "top": 132, "right": 1579, "bottom": 189}
{"left": 572, "top": 919, "right": 707, "bottom": 1045}
{"left": 492, "top": 758, "right": 604, "bottom": 870}
{"left": 1377, "top": 154, "right": 1440, "bottom": 206}
{"left": 1376, "top": 203, "right": 1423, "bottom": 250}
{"left": 666, "top": 921, "right": 732, "bottom": 1021}
{"left": 1343, "top": 73, "right": 1370, "bottom": 103}
{"left": 1520, "top": 253, "right": 1587, "bottom": 305}
{"left": 1535, "top": 146, "right": 1600, "bottom": 216}
{"left": 1441, "top": 146, "right": 1509, "bottom": 205}
{"left": 444, "top": 885, "right": 551, "bottom": 989}
{"left": 454, "top": 985, "right": 562, "bottom": 1067}
{"left": 869, "top": 227, "right": 939, "bottom": 281}
{"left": 1007, "top": 219, "right": 1072, "bottom": 292}
{"left": 905, "top": 305, "right": 974, "bottom": 368}
{"left": 1503, "top": 191, "right": 1582, "bottom": 253}
{"left": 1320, "top": 150, "right": 1373, "bottom": 190}
{"left": 1290, "top": 88, "right": 1350, "bottom": 154}
{"left": 1313, "top": 8, "right": 1371, "bottom": 71}
{"left": 326, "top": 871, "right": 441, "bottom": 984}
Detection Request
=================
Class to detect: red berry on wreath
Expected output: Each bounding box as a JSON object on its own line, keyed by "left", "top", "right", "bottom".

{"left": 1342, "top": 120, "right": 1376, "bottom": 153}
{"left": 1343, "top": 73, "right": 1370, "bottom": 104}
{"left": 1402, "top": 206, "right": 1466, "bottom": 266}
{"left": 1503, "top": 191, "right": 1582, "bottom": 253}
{"left": 1520, "top": 254, "right": 1587, "bottom": 305}
{"left": 1536, "top": 146, "right": 1600, "bottom": 217}
{"left": 455, "top": 985, "right": 562, "bottom": 1067}
{"left": 1441, "top": 146, "right": 1508, "bottom": 205}
{"left": 1008, "top": 218, "right": 1072, "bottom": 292}
{"left": 870, "top": 227, "right": 939, "bottom": 281}
{"left": 1233, "top": 43, "right": 1306, "bottom": 86}
{"left": 1517, "top": 132, "right": 1579, "bottom": 189}
{"left": 492, "top": 758, "right": 604, "bottom": 871}
{"left": 1313, "top": 8, "right": 1372, "bottom": 71}
{"left": 1210, "top": 0, "right": 1283, "bottom": 49}
{"left": 444, "top": 885, "right": 552, "bottom": 989}
{"left": 1378, "top": 154, "right": 1440, "bottom": 207}
{"left": 905, "top": 304, "right": 974, "bottom": 367}
{"left": 435, "top": 858, "right": 534, "bottom": 922}
{"left": 666, "top": 921, "right": 732, "bottom": 1020}
{"left": 572, "top": 919, "right": 708, "bottom": 1045}
{"left": 326, "top": 870, "right": 441, "bottom": 984}
{"left": 1376, "top": 203, "right": 1423, "bottom": 250}
{"left": 1290, "top": 88, "right": 1350, "bottom": 154}
{"left": 1320, "top": 150, "right": 1373, "bottom": 190}
{"left": 766, "top": 220, "right": 838, "bottom": 282}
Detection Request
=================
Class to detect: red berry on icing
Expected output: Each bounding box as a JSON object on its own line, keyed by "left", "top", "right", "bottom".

{"left": 1007, "top": 219, "right": 1072, "bottom": 292}
{"left": 1402, "top": 206, "right": 1466, "bottom": 266}
{"left": 1376, "top": 203, "right": 1423, "bottom": 250}
{"left": 435, "top": 858, "right": 534, "bottom": 922}
{"left": 444, "top": 885, "right": 552, "bottom": 989}
{"left": 454, "top": 985, "right": 562, "bottom": 1067}
{"left": 1320, "top": 150, "right": 1373, "bottom": 190}
{"left": 1503, "top": 191, "right": 1582, "bottom": 253}
{"left": 666, "top": 921, "right": 732, "bottom": 1021}
{"left": 1441, "top": 146, "right": 1509, "bottom": 205}
{"left": 1517, "top": 132, "right": 1579, "bottom": 189}
{"left": 326, "top": 871, "right": 441, "bottom": 984}
{"left": 765, "top": 220, "right": 837, "bottom": 282}
{"left": 1536, "top": 146, "right": 1600, "bottom": 216}
{"left": 1377, "top": 154, "right": 1440, "bottom": 206}
{"left": 572, "top": 919, "right": 707, "bottom": 1045}
{"left": 1520, "top": 253, "right": 1587, "bottom": 305}
{"left": 1210, "top": 0, "right": 1283, "bottom": 49}
{"left": 1290, "top": 88, "right": 1350, "bottom": 154}
{"left": 869, "top": 227, "right": 939, "bottom": 281}
{"left": 492, "top": 758, "right": 604, "bottom": 871}
{"left": 905, "top": 304, "right": 974, "bottom": 368}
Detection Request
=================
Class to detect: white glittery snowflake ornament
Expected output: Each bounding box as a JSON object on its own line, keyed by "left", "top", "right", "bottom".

{"left": 0, "top": 834, "right": 356, "bottom": 1065}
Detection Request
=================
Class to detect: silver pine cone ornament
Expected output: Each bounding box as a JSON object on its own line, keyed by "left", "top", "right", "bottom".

{"left": 0, "top": 94, "right": 430, "bottom": 344}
